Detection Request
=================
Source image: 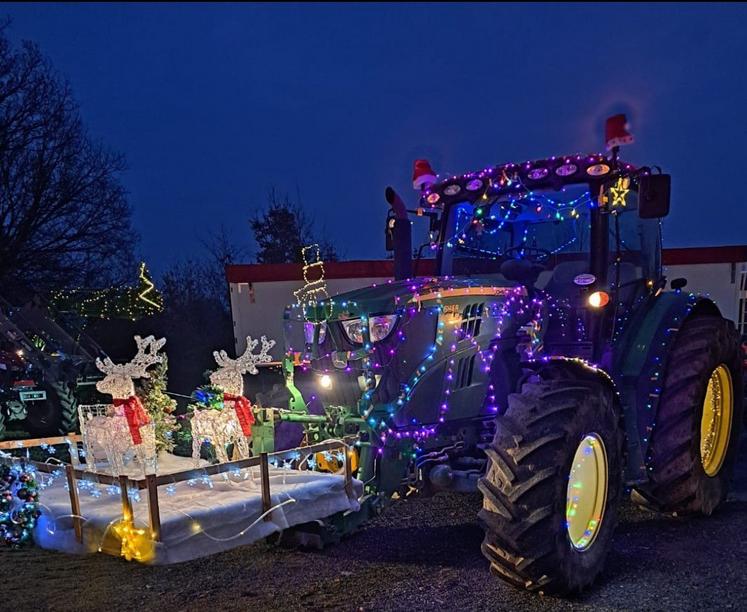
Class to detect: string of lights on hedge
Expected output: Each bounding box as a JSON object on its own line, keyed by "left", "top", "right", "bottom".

{"left": 50, "top": 262, "right": 163, "bottom": 321}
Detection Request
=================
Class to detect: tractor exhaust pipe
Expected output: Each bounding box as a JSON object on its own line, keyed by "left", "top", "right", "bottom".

{"left": 385, "top": 186, "right": 413, "bottom": 281}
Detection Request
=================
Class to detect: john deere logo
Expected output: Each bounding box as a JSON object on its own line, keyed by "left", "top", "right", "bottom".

{"left": 574, "top": 273, "right": 596, "bottom": 286}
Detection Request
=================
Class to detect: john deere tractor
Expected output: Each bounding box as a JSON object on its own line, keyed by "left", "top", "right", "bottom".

{"left": 258, "top": 139, "right": 743, "bottom": 593}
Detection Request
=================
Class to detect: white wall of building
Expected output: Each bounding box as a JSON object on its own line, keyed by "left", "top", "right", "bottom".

{"left": 664, "top": 262, "right": 746, "bottom": 324}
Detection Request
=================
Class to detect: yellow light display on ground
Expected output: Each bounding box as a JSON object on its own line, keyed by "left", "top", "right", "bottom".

{"left": 113, "top": 519, "right": 156, "bottom": 562}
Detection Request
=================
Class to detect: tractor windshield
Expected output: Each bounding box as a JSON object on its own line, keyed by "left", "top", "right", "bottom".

{"left": 453, "top": 185, "right": 592, "bottom": 262}
{"left": 440, "top": 183, "right": 660, "bottom": 285}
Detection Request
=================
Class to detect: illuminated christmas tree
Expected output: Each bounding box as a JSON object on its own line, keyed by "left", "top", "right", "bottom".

{"left": 136, "top": 356, "right": 177, "bottom": 453}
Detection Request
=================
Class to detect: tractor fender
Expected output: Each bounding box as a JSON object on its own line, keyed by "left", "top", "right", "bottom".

{"left": 611, "top": 290, "right": 714, "bottom": 483}
{"left": 519, "top": 355, "right": 630, "bottom": 478}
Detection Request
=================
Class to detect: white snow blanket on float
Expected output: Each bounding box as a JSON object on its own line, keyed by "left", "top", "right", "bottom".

{"left": 34, "top": 454, "right": 362, "bottom": 565}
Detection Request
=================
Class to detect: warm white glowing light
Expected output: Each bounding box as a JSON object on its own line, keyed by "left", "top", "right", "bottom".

{"left": 320, "top": 375, "right": 332, "bottom": 389}
{"left": 587, "top": 291, "right": 610, "bottom": 308}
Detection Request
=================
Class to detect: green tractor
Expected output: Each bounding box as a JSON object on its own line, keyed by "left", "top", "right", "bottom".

{"left": 257, "top": 126, "right": 743, "bottom": 593}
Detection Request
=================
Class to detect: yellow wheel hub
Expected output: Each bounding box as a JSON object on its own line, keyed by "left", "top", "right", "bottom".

{"left": 566, "top": 434, "right": 608, "bottom": 551}
{"left": 700, "top": 364, "right": 733, "bottom": 477}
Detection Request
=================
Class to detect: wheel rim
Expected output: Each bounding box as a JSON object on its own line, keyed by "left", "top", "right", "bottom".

{"left": 566, "top": 434, "right": 608, "bottom": 551}
{"left": 700, "top": 364, "right": 733, "bottom": 477}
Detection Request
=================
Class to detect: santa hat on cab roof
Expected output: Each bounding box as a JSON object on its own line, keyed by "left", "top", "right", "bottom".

{"left": 412, "top": 159, "right": 437, "bottom": 190}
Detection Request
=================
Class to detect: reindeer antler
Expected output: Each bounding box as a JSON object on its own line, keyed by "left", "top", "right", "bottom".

{"left": 239, "top": 335, "right": 275, "bottom": 375}
{"left": 95, "top": 356, "right": 117, "bottom": 375}
{"left": 95, "top": 335, "right": 167, "bottom": 398}
{"left": 128, "top": 335, "right": 166, "bottom": 378}
{"left": 211, "top": 335, "right": 275, "bottom": 376}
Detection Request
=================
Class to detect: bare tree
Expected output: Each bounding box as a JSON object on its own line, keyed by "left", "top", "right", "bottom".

{"left": 249, "top": 187, "right": 339, "bottom": 264}
{"left": 0, "top": 23, "right": 135, "bottom": 295}
{"left": 199, "top": 224, "right": 247, "bottom": 311}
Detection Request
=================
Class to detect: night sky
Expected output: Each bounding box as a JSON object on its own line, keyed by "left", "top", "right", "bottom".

{"left": 5, "top": 3, "right": 747, "bottom": 274}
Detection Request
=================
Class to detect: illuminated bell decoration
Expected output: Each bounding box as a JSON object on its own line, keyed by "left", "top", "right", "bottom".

{"left": 443, "top": 184, "right": 462, "bottom": 196}
{"left": 426, "top": 193, "right": 441, "bottom": 205}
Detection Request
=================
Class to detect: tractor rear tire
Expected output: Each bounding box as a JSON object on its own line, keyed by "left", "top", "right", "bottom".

{"left": 635, "top": 314, "right": 743, "bottom": 515}
{"left": 478, "top": 368, "right": 624, "bottom": 595}
{"left": 53, "top": 381, "right": 79, "bottom": 436}
{"left": 22, "top": 383, "right": 61, "bottom": 437}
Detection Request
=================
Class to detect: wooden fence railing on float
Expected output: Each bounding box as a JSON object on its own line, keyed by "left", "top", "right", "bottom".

{"left": 0, "top": 435, "right": 356, "bottom": 546}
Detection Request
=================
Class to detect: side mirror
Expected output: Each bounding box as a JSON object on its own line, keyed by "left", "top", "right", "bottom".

{"left": 671, "top": 277, "right": 687, "bottom": 291}
{"left": 638, "top": 174, "right": 671, "bottom": 219}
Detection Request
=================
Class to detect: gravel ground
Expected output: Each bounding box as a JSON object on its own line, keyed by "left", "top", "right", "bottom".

{"left": 3, "top": 435, "right": 746, "bottom": 611}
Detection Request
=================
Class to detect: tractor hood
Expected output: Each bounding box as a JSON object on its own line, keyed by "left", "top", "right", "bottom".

{"left": 307, "top": 276, "right": 522, "bottom": 320}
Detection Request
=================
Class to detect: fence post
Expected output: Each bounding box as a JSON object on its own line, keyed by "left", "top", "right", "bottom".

{"left": 145, "top": 474, "right": 161, "bottom": 542}
{"left": 118, "top": 475, "right": 133, "bottom": 522}
{"left": 65, "top": 465, "right": 83, "bottom": 544}
{"left": 344, "top": 447, "right": 354, "bottom": 499}
{"left": 260, "top": 452, "right": 272, "bottom": 521}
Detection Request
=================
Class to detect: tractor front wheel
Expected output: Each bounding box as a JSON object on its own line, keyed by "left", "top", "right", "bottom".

{"left": 478, "top": 368, "right": 624, "bottom": 594}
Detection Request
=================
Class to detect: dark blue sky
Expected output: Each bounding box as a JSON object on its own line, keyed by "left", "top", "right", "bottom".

{"left": 5, "top": 3, "right": 747, "bottom": 274}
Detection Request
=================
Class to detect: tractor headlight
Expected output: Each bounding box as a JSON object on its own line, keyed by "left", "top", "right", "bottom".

{"left": 341, "top": 319, "right": 365, "bottom": 344}
{"left": 303, "top": 321, "right": 327, "bottom": 344}
{"left": 368, "top": 315, "right": 398, "bottom": 342}
{"left": 341, "top": 315, "right": 398, "bottom": 344}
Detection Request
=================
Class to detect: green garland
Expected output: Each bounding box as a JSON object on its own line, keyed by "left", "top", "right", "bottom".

{"left": 0, "top": 464, "right": 41, "bottom": 548}
{"left": 190, "top": 385, "right": 226, "bottom": 411}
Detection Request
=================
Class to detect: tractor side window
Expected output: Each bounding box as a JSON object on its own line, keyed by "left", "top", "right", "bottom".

{"left": 610, "top": 207, "right": 661, "bottom": 282}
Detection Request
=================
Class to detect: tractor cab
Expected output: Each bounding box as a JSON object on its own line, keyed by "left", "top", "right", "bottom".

{"left": 392, "top": 153, "right": 671, "bottom": 363}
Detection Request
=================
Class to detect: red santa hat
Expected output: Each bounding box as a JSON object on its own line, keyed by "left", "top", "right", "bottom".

{"left": 605, "top": 114, "right": 634, "bottom": 150}
{"left": 412, "top": 159, "right": 437, "bottom": 190}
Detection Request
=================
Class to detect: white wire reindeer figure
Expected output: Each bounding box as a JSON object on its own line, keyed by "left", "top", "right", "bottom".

{"left": 80, "top": 336, "right": 166, "bottom": 476}
{"left": 94, "top": 335, "right": 166, "bottom": 398}
{"left": 209, "top": 335, "right": 275, "bottom": 394}
{"left": 191, "top": 335, "right": 275, "bottom": 465}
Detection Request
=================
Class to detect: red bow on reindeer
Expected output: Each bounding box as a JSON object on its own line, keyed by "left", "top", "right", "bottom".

{"left": 223, "top": 393, "right": 255, "bottom": 436}
{"left": 113, "top": 396, "right": 151, "bottom": 445}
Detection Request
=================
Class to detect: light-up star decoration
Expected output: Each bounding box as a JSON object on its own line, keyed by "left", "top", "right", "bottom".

{"left": 137, "top": 262, "right": 162, "bottom": 311}
{"left": 609, "top": 177, "right": 630, "bottom": 209}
